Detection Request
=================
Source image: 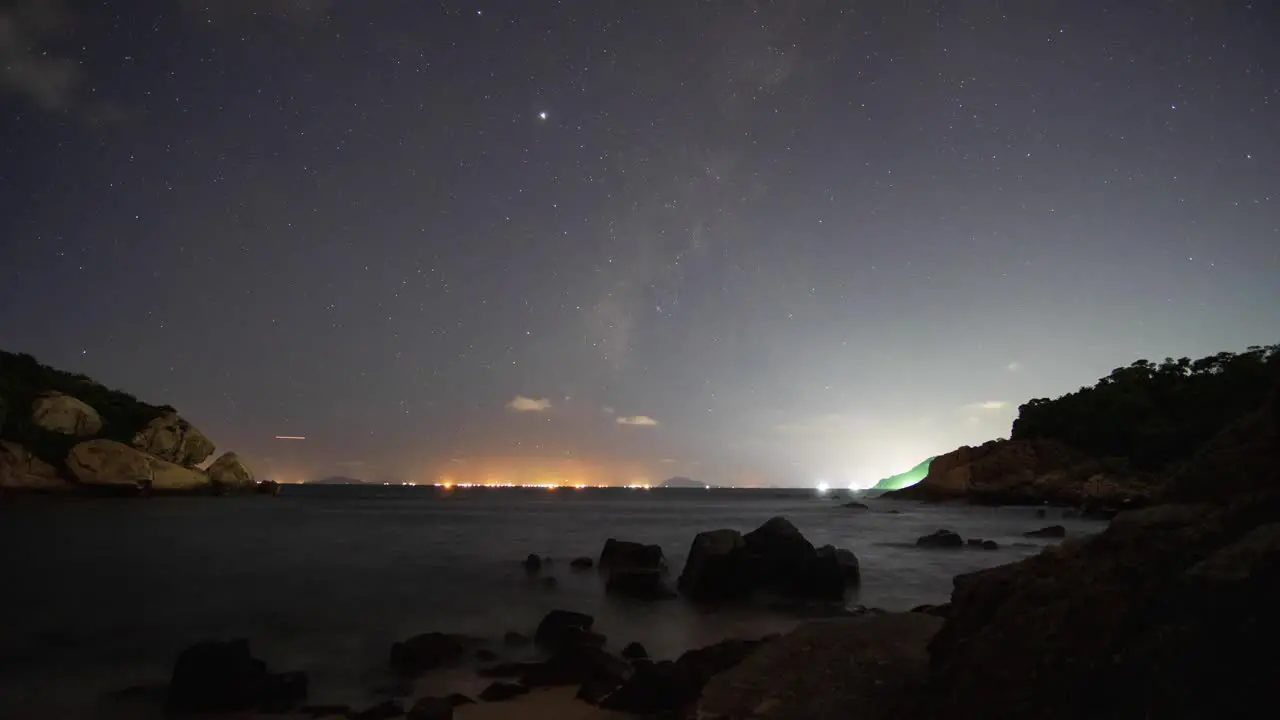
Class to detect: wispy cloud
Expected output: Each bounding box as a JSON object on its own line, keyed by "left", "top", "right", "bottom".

{"left": 616, "top": 415, "right": 659, "bottom": 427}
{"left": 1006, "top": 361, "right": 1022, "bottom": 372}
{"left": 507, "top": 395, "right": 552, "bottom": 412}
{"left": 964, "top": 400, "right": 1008, "bottom": 411}
{"left": 0, "top": 0, "right": 81, "bottom": 110}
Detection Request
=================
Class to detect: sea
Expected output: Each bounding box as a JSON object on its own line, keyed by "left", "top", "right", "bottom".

{"left": 0, "top": 485, "right": 1105, "bottom": 717}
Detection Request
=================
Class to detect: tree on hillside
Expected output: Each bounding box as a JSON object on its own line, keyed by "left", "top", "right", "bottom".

{"left": 1011, "top": 345, "right": 1279, "bottom": 471}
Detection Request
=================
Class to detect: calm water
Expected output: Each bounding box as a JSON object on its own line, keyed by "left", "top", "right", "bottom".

{"left": 0, "top": 486, "right": 1104, "bottom": 716}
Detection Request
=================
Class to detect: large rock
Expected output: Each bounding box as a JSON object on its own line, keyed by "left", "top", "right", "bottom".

{"left": 389, "top": 632, "right": 468, "bottom": 675}
{"left": 533, "top": 610, "right": 595, "bottom": 652}
{"left": 66, "top": 439, "right": 154, "bottom": 489}
{"left": 595, "top": 637, "right": 768, "bottom": 714}
{"left": 206, "top": 451, "right": 256, "bottom": 493}
{"left": 148, "top": 455, "right": 212, "bottom": 492}
{"left": 598, "top": 538, "right": 665, "bottom": 570}
{"left": 697, "top": 614, "right": 944, "bottom": 720}
{"left": 131, "top": 411, "right": 215, "bottom": 466}
{"left": 0, "top": 440, "right": 70, "bottom": 492}
{"left": 166, "top": 639, "right": 307, "bottom": 713}
{"left": 31, "top": 392, "right": 102, "bottom": 436}
{"left": 678, "top": 519, "right": 856, "bottom": 602}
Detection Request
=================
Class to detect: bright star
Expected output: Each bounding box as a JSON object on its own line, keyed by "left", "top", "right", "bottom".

{"left": 537, "top": 111, "right": 548, "bottom": 121}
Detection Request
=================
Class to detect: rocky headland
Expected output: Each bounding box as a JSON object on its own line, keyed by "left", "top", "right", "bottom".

{"left": 0, "top": 349, "right": 269, "bottom": 496}
{"left": 887, "top": 345, "right": 1278, "bottom": 510}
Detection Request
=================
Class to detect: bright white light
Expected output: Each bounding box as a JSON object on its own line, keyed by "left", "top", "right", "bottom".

{"left": 816, "top": 481, "right": 830, "bottom": 494}
{"left": 537, "top": 111, "right": 548, "bottom": 121}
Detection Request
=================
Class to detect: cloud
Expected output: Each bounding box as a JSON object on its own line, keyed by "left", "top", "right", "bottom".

{"left": 616, "top": 415, "right": 659, "bottom": 427}
{"left": 964, "top": 400, "right": 1008, "bottom": 411}
{"left": 1006, "top": 361, "right": 1022, "bottom": 372}
{"left": 0, "top": 0, "right": 81, "bottom": 110}
{"left": 507, "top": 395, "right": 552, "bottom": 412}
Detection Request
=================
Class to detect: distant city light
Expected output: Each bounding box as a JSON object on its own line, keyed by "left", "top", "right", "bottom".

{"left": 274, "top": 435, "right": 306, "bottom": 440}
{"left": 816, "top": 481, "right": 830, "bottom": 494}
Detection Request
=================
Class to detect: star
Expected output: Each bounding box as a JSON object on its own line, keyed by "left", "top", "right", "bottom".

{"left": 537, "top": 111, "right": 548, "bottom": 121}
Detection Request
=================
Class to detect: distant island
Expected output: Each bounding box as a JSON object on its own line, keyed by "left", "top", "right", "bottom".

{"left": 659, "top": 476, "right": 710, "bottom": 489}
{"left": 309, "top": 476, "right": 381, "bottom": 485}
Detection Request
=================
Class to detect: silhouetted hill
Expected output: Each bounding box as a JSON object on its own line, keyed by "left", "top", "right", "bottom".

{"left": 660, "top": 476, "right": 708, "bottom": 489}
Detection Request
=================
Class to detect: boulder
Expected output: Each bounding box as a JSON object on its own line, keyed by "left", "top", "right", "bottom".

{"left": 598, "top": 538, "right": 665, "bottom": 570}
{"left": 916, "top": 529, "right": 963, "bottom": 548}
{"left": 982, "top": 540, "right": 999, "bottom": 550}
{"left": 502, "top": 631, "right": 530, "bottom": 647}
{"left": 677, "top": 528, "right": 747, "bottom": 600}
{"left": 477, "top": 682, "right": 528, "bottom": 702}
{"left": 130, "top": 411, "right": 215, "bottom": 466}
{"left": 1024, "top": 524, "right": 1067, "bottom": 538}
{"left": 147, "top": 455, "right": 212, "bottom": 492}
{"left": 966, "top": 538, "right": 985, "bottom": 546}
{"left": 621, "top": 642, "right": 648, "bottom": 660}
{"left": 521, "top": 553, "right": 542, "bottom": 573}
{"left": 569, "top": 556, "right": 594, "bottom": 570}
{"left": 67, "top": 439, "right": 154, "bottom": 490}
{"left": 841, "top": 501, "right": 870, "bottom": 509}
{"left": 0, "top": 440, "right": 70, "bottom": 492}
{"left": 389, "top": 632, "right": 468, "bottom": 675}
{"left": 165, "top": 639, "right": 307, "bottom": 713}
{"left": 31, "top": 392, "right": 102, "bottom": 436}
{"left": 206, "top": 451, "right": 255, "bottom": 492}
{"left": 678, "top": 519, "right": 856, "bottom": 602}
{"left": 596, "top": 637, "right": 766, "bottom": 714}
{"left": 533, "top": 609, "right": 594, "bottom": 652}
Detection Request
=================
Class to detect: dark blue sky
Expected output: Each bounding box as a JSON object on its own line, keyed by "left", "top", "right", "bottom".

{"left": 2, "top": 0, "right": 1277, "bottom": 486}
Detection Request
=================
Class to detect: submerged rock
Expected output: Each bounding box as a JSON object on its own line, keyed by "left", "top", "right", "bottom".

{"left": 1023, "top": 524, "right": 1067, "bottom": 538}
{"left": 533, "top": 609, "right": 594, "bottom": 652}
{"left": 916, "top": 529, "right": 963, "bottom": 548}
{"left": 521, "top": 553, "right": 542, "bottom": 573}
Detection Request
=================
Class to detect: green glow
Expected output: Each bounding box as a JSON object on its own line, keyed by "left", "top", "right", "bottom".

{"left": 872, "top": 457, "right": 935, "bottom": 491}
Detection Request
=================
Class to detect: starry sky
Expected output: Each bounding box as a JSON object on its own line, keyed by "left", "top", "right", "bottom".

{"left": 1, "top": 0, "right": 1277, "bottom": 487}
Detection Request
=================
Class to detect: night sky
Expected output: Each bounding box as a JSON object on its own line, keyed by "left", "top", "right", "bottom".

{"left": 1, "top": 1, "right": 1277, "bottom": 487}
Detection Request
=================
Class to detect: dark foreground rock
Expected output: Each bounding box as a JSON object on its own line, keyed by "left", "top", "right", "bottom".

{"left": 406, "top": 696, "right": 453, "bottom": 720}
{"left": 533, "top": 609, "right": 595, "bottom": 652}
{"left": 591, "top": 637, "right": 769, "bottom": 715}
{"left": 696, "top": 613, "right": 944, "bottom": 720}
{"left": 350, "top": 699, "right": 403, "bottom": 720}
{"left": 907, "top": 380, "right": 1280, "bottom": 720}
{"left": 598, "top": 538, "right": 665, "bottom": 570}
{"left": 1023, "top": 524, "right": 1066, "bottom": 538}
{"left": 569, "top": 556, "right": 594, "bottom": 570}
{"left": 478, "top": 681, "right": 529, "bottom": 702}
{"left": 389, "top": 632, "right": 468, "bottom": 675}
{"left": 916, "top": 529, "right": 963, "bottom": 548}
{"left": 678, "top": 517, "right": 859, "bottom": 602}
{"left": 165, "top": 639, "right": 307, "bottom": 713}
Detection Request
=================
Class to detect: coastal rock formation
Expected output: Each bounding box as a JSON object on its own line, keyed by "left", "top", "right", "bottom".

{"left": 916, "top": 529, "right": 963, "bottom": 548}
{"left": 678, "top": 517, "right": 858, "bottom": 602}
{"left": 131, "top": 411, "right": 215, "bottom": 467}
{"left": 147, "top": 455, "right": 211, "bottom": 492}
{"left": 593, "top": 637, "right": 768, "bottom": 714}
{"left": 697, "top": 613, "right": 944, "bottom": 720}
{"left": 66, "top": 439, "right": 154, "bottom": 489}
{"left": 598, "top": 538, "right": 665, "bottom": 570}
{"left": 908, "top": 378, "right": 1280, "bottom": 720}
{"left": 31, "top": 392, "right": 102, "bottom": 436}
{"left": 0, "top": 440, "right": 69, "bottom": 491}
{"left": 166, "top": 639, "right": 307, "bottom": 713}
{"left": 206, "top": 451, "right": 255, "bottom": 492}
{"left": 534, "top": 610, "right": 595, "bottom": 653}
{"left": 885, "top": 438, "right": 1154, "bottom": 507}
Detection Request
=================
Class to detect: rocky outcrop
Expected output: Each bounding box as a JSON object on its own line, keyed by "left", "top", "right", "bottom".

{"left": 66, "top": 439, "right": 155, "bottom": 489}
{"left": 885, "top": 438, "right": 1155, "bottom": 507}
{"left": 678, "top": 517, "right": 858, "bottom": 602}
{"left": 0, "top": 440, "right": 70, "bottom": 491}
{"left": 916, "top": 529, "right": 963, "bottom": 548}
{"left": 598, "top": 538, "right": 665, "bottom": 570}
{"left": 31, "top": 392, "right": 102, "bottom": 436}
{"left": 166, "top": 639, "right": 307, "bottom": 713}
{"left": 390, "top": 632, "right": 469, "bottom": 675}
{"left": 131, "top": 411, "right": 215, "bottom": 466}
{"left": 697, "top": 614, "right": 944, "bottom": 720}
{"left": 907, "top": 381, "right": 1280, "bottom": 720}
{"left": 592, "top": 637, "right": 769, "bottom": 715}
{"left": 148, "top": 455, "right": 211, "bottom": 492}
{"left": 206, "top": 451, "right": 255, "bottom": 492}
